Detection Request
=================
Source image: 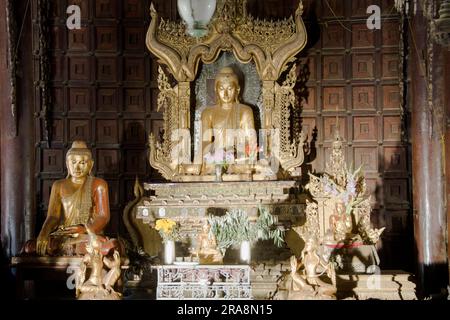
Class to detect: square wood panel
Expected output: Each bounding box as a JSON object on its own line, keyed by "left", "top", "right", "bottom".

{"left": 352, "top": 24, "right": 374, "bottom": 47}
{"left": 323, "top": 87, "right": 345, "bottom": 110}
{"left": 384, "top": 179, "right": 408, "bottom": 203}
{"left": 95, "top": 0, "right": 117, "bottom": 18}
{"left": 384, "top": 147, "right": 407, "bottom": 172}
{"left": 97, "top": 149, "right": 119, "bottom": 173}
{"left": 354, "top": 147, "right": 378, "bottom": 172}
{"left": 324, "top": 117, "right": 346, "bottom": 141}
{"left": 96, "top": 120, "right": 119, "bottom": 144}
{"left": 124, "top": 88, "right": 145, "bottom": 112}
{"left": 352, "top": 86, "right": 375, "bottom": 110}
{"left": 352, "top": 54, "right": 374, "bottom": 79}
{"left": 353, "top": 117, "right": 377, "bottom": 141}
{"left": 124, "top": 58, "right": 145, "bottom": 81}
{"left": 96, "top": 27, "right": 118, "bottom": 51}
{"left": 97, "top": 58, "right": 118, "bottom": 82}
{"left": 124, "top": 120, "right": 146, "bottom": 143}
{"left": 69, "top": 57, "right": 90, "bottom": 81}
{"left": 382, "top": 85, "right": 400, "bottom": 109}
{"left": 383, "top": 22, "right": 400, "bottom": 46}
{"left": 68, "top": 28, "right": 90, "bottom": 51}
{"left": 42, "top": 149, "right": 64, "bottom": 173}
{"left": 385, "top": 211, "right": 408, "bottom": 234}
{"left": 383, "top": 116, "right": 402, "bottom": 141}
{"left": 322, "top": 56, "right": 344, "bottom": 80}
{"left": 382, "top": 53, "right": 399, "bottom": 78}
{"left": 69, "top": 119, "right": 91, "bottom": 142}
{"left": 322, "top": 24, "right": 345, "bottom": 48}
{"left": 125, "top": 27, "right": 145, "bottom": 51}
{"left": 96, "top": 88, "right": 119, "bottom": 112}
{"left": 124, "top": 0, "right": 144, "bottom": 18}
{"left": 125, "top": 150, "right": 147, "bottom": 173}
{"left": 68, "top": 88, "right": 91, "bottom": 112}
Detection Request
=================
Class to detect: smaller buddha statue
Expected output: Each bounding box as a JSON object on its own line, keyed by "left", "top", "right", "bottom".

{"left": 22, "top": 141, "right": 121, "bottom": 256}
{"left": 192, "top": 222, "right": 222, "bottom": 264}
{"left": 199, "top": 67, "right": 257, "bottom": 175}
{"left": 328, "top": 200, "right": 353, "bottom": 242}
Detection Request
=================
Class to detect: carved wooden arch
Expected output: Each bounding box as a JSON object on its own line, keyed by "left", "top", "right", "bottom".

{"left": 145, "top": 2, "right": 308, "bottom": 82}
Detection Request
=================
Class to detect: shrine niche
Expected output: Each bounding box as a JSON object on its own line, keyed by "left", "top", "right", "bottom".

{"left": 123, "top": 0, "right": 311, "bottom": 264}
{"left": 146, "top": 0, "right": 308, "bottom": 182}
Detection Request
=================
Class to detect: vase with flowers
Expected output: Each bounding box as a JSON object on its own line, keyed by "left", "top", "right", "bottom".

{"left": 155, "top": 218, "right": 181, "bottom": 264}
{"left": 204, "top": 148, "right": 235, "bottom": 181}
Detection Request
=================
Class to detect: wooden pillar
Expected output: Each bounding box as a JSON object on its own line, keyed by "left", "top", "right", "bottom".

{"left": 0, "top": 0, "right": 34, "bottom": 257}
{"left": 410, "top": 10, "right": 449, "bottom": 297}
{"left": 445, "top": 49, "right": 450, "bottom": 288}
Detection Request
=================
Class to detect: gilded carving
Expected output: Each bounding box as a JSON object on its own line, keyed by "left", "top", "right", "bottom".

{"left": 304, "top": 131, "right": 385, "bottom": 245}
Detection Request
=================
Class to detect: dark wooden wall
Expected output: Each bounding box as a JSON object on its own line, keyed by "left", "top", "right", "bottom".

{"left": 250, "top": 0, "right": 412, "bottom": 269}
{"left": 32, "top": 0, "right": 412, "bottom": 269}
{"left": 34, "top": 0, "right": 176, "bottom": 236}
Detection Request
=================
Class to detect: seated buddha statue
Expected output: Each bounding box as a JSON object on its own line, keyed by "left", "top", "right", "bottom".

{"left": 23, "top": 141, "right": 120, "bottom": 256}
{"left": 192, "top": 222, "right": 222, "bottom": 264}
{"left": 328, "top": 200, "right": 353, "bottom": 243}
{"left": 198, "top": 67, "right": 257, "bottom": 175}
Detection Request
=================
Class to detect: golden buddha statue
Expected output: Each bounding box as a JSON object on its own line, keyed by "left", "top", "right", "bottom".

{"left": 199, "top": 67, "right": 257, "bottom": 175}
{"left": 23, "top": 141, "right": 119, "bottom": 256}
{"left": 192, "top": 221, "right": 222, "bottom": 264}
{"left": 328, "top": 200, "right": 353, "bottom": 242}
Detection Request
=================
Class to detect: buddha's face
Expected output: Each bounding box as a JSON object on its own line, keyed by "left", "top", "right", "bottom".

{"left": 216, "top": 78, "right": 239, "bottom": 104}
{"left": 67, "top": 154, "right": 93, "bottom": 179}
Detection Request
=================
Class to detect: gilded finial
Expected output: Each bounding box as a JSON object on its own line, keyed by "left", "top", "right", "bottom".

{"left": 133, "top": 176, "right": 144, "bottom": 199}
{"left": 296, "top": 0, "right": 304, "bottom": 16}
{"left": 150, "top": 2, "right": 156, "bottom": 15}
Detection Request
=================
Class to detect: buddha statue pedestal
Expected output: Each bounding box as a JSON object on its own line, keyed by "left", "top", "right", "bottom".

{"left": 122, "top": 180, "right": 306, "bottom": 265}
{"left": 136, "top": 180, "right": 305, "bottom": 246}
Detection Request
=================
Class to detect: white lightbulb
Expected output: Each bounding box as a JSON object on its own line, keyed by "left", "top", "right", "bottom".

{"left": 177, "top": 0, "right": 217, "bottom": 37}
